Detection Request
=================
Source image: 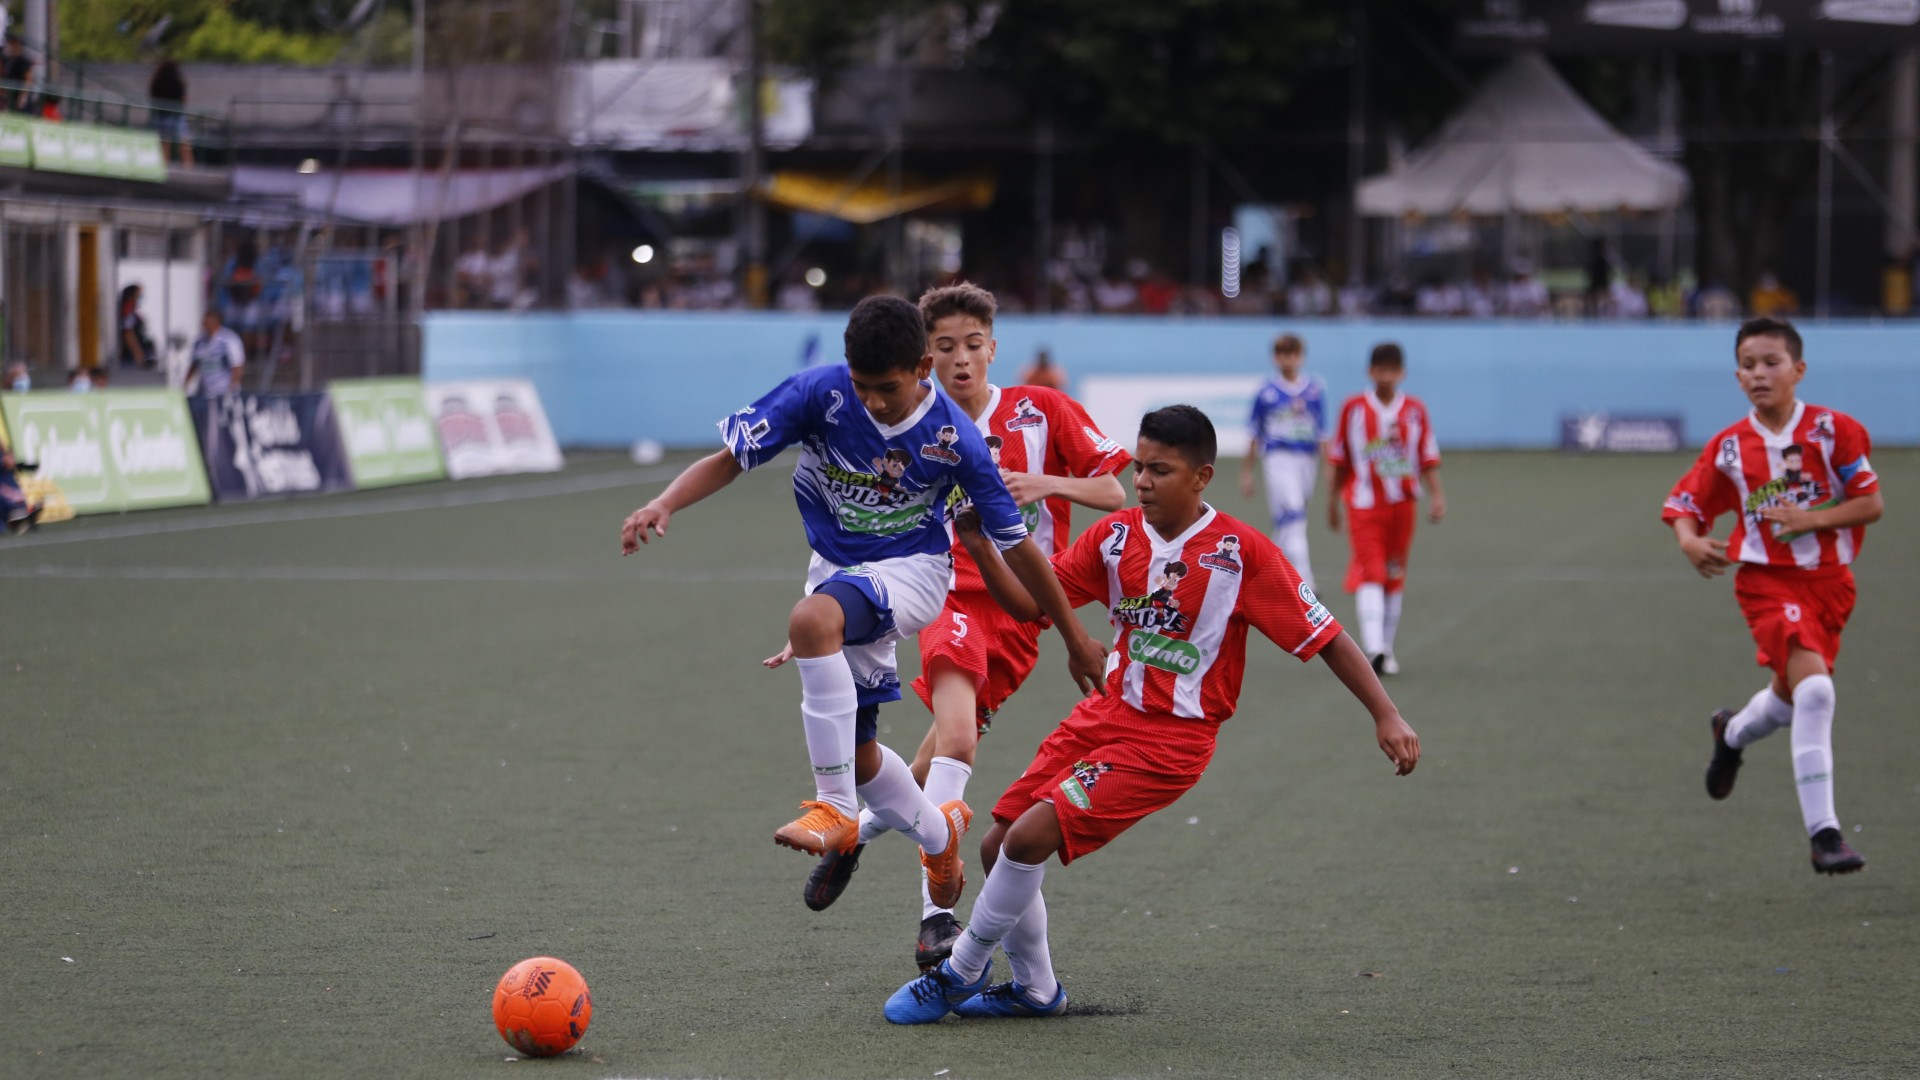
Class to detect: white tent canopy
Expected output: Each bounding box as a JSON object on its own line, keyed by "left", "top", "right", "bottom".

{"left": 1356, "top": 53, "right": 1688, "bottom": 218}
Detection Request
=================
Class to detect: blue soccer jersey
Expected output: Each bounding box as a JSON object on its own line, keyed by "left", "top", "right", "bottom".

{"left": 1250, "top": 374, "right": 1327, "bottom": 454}
{"left": 719, "top": 364, "right": 1028, "bottom": 567}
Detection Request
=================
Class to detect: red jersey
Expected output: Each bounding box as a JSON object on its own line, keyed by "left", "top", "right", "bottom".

{"left": 1327, "top": 391, "right": 1440, "bottom": 510}
{"left": 949, "top": 384, "right": 1131, "bottom": 593}
{"left": 1662, "top": 401, "right": 1878, "bottom": 570}
{"left": 1051, "top": 505, "right": 1341, "bottom": 729}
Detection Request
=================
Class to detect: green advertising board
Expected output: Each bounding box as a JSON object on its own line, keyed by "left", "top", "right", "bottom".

{"left": 0, "top": 115, "right": 167, "bottom": 181}
{"left": 327, "top": 378, "right": 447, "bottom": 489}
{"left": 0, "top": 390, "right": 211, "bottom": 514}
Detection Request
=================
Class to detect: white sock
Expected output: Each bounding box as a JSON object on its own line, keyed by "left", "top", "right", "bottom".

{"left": 918, "top": 756, "right": 975, "bottom": 918}
{"left": 856, "top": 806, "right": 888, "bottom": 844}
{"left": 950, "top": 856, "right": 1046, "bottom": 982}
{"left": 1002, "top": 890, "right": 1058, "bottom": 1004}
{"left": 1276, "top": 521, "right": 1314, "bottom": 591}
{"left": 1355, "top": 584, "right": 1386, "bottom": 657}
{"left": 1790, "top": 675, "right": 1839, "bottom": 836}
{"left": 796, "top": 655, "right": 859, "bottom": 817}
{"left": 1382, "top": 590, "right": 1404, "bottom": 654}
{"left": 1724, "top": 685, "right": 1794, "bottom": 749}
{"left": 855, "top": 743, "right": 949, "bottom": 853}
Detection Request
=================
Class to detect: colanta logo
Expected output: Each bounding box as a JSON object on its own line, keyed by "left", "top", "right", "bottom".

{"left": 1128, "top": 630, "right": 1202, "bottom": 675}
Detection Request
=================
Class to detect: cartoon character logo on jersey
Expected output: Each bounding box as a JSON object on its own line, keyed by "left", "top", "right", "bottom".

{"left": 1744, "top": 443, "right": 1829, "bottom": 534}
{"left": 1058, "top": 759, "right": 1112, "bottom": 811}
{"left": 1198, "top": 534, "right": 1242, "bottom": 574}
{"left": 1006, "top": 396, "right": 1045, "bottom": 431}
{"left": 984, "top": 434, "right": 1004, "bottom": 467}
{"left": 1811, "top": 412, "right": 1836, "bottom": 443}
{"left": 868, "top": 448, "right": 915, "bottom": 498}
{"left": 920, "top": 425, "right": 963, "bottom": 465}
{"left": 1111, "top": 561, "right": 1191, "bottom": 634}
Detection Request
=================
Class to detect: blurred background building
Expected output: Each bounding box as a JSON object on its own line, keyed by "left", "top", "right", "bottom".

{"left": 3, "top": 0, "right": 1919, "bottom": 388}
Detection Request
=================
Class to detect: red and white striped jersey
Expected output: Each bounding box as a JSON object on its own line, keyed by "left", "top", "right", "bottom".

{"left": 1327, "top": 391, "right": 1440, "bottom": 510}
{"left": 949, "top": 384, "right": 1131, "bottom": 594}
{"left": 1052, "top": 505, "right": 1341, "bottom": 732}
{"left": 1662, "top": 401, "right": 1878, "bottom": 570}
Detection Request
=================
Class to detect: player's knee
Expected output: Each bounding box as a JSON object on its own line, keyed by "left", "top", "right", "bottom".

{"left": 1002, "top": 809, "right": 1061, "bottom": 865}
{"left": 1791, "top": 671, "right": 1835, "bottom": 713}
{"left": 978, "top": 822, "right": 1008, "bottom": 873}
{"left": 787, "top": 595, "right": 844, "bottom": 655}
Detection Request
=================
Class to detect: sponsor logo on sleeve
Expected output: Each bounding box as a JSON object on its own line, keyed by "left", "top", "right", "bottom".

{"left": 1299, "top": 581, "right": 1332, "bottom": 627}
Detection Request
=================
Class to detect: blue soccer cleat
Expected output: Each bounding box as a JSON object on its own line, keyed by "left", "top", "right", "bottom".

{"left": 952, "top": 981, "right": 1068, "bottom": 1019}
{"left": 883, "top": 959, "right": 992, "bottom": 1025}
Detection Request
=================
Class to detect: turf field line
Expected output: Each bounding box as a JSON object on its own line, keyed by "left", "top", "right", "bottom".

{"left": 0, "top": 465, "right": 681, "bottom": 550}
{"left": 0, "top": 563, "right": 799, "bottom": 582}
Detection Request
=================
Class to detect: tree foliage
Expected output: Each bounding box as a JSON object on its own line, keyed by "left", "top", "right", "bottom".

{"left": 59, "top": 0, "right": 373, "bottom": 66}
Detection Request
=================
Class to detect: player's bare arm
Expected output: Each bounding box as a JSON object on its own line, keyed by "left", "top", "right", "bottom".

{"left": 1756, "top": 489, "right": 1884, "bottom": 535}
{"left": 1000, "top": 538, "right": 1107, "bottom": 696}
{"left": 1423, "top": 465, "right": 1447, "bottom": 523}
{"left": 1328, "top": 462, "right": 1351, "bottom": 531}
{"left": 1669, "top": 515, "right": 1732, "bottom": 577}
{"left": 999, "top": 469, "right": 1127, "bottom": 512}
{"left": 954, "top": 511, "right": 1044, "bottom": 622}
{"left": 1317, "top": 631, "right": 1421, "bottom": 775}
{"left": 620, "top": 450, "right": 745, "bottom": 553}
{"left": 1240, "top": 437, "right": 1262, "bottom": 498}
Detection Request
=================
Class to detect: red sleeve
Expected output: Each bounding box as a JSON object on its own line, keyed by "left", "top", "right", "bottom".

{"left": 1039, "top": 387, "right": 1132, "bottom": 477}
{"left": 1241, "top": 536, "right": 1342, "bottom": 662}
{"left": 1415, "top": 399, "right": 1440, "bottom": 470}
{"left": 1324, "top": 400, "right": 1352, "bottom": 466}
{"left": 1661, "top": 441, "right": 1737, "bottom": 526}
{"left": 1833, "top": 415, "right": 1879, "bottom": 498}
{"left": 1050, "top": 512, "right": 1115, "bottom": 608}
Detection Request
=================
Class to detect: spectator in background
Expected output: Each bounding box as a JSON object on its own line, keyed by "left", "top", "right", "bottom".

{"left": 187, "top": 310, "right": 246, "bottom": 397}
{"left": 1286, "top": 264, "right": 1334, "bottom": 317}
{"left": 36, "top": 89, "right": 58, "bottom": 122}
{"left": 1092, "top": 267, "right": 1138, "bottom": 314}
{"left": 66, "top": 369, "right": 93, "bottom": 392}
{"left": 455, "top": 238, "right": 490, "bottom": 308}
{"left": 1695, "top": 281, "right": 1742, "bottom": 320}
{"left": 224, "top": 241, "right": 264, "bottom": 356}
{"left": 1136, "top": 267, "right": 1180, "bottom": 315}
{"left": 776, "top": 268, "right": 819, "bottom": 313}
{"left": 1020, "top": 348, "right": 1067, "bottom": 390}
{"left": 1750, "top": 271, "right": 1799, "bottom": 318}
{"left": 1607, "top": 273, "right": 1650, "bottom": 319}
{"left": 1648, "top": 275, "right": 1686, "bottom": 319}
{"left": 2, "top": 445, "right": 42, "bottom": 536}
{"left": 6, "top": 359, "right": 30, "bottom": 392}
{"left": 89, "top": 367, "right": 110, "bottom": 390}
{"left": 3, "top": 35, "right": 33, "bottom": 113}
{"left": 148, "top": 58, "right": 191, "bottom": 166}
{"left": 1505, "top": 261, "right": 1550, "bottom": 318}
{"left": 1463, "top": 266, "right": 1500, "bottom": 319}
{"left": 118, "top": 284, "right": 154, "bottom": 368}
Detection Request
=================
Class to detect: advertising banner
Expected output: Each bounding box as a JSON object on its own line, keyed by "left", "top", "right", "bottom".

{"left": 1078, "top": 375, "right": 1264, "bottom": 457}
{"left": 23, "top": 119, "right": 166, "bottom": 181}
{"left": 326, "top": 378, "right": 446, "bottom": 489}
{"left": 189, "top": 393, "right": 354, "bottom": 501}
{"left": 0, "top": 115, "right": 31, "bottom": 168}
{"left": 422, "top": 379, "right": 564, "bottom": 480}
{"left": 0, "top": 390, "right": 210, "bottom": 514}
{"left": 1560, "top": 412, "right": 1685, "bottom": 453}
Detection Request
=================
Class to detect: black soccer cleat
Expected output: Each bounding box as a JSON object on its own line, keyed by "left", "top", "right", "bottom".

{"left": 802, "top": 842, "right": 864, "bottom": 912}
{"left": 1370, "top": 652, "right": 1388, "bottom": 677}
{"left": 915, "top": 911, "right": 964, "bottom": 972}
{"left": 1705, "top": 709, "right": 1743, "bottom": 800}
{"left": 1810, "top": 828, "right": 1865, "bottom": 875}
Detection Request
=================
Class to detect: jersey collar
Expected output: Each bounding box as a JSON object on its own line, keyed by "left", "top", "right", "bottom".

{"left": 867, "top": 374, "right": 942, "bottom": 439}
{"left": 1145, "top": 503, "right": 1218, "bottom": 549}
{"left": 1746, "top": 399, "right": 1805, "bottom": 446}
{"left": 973, "top": 384, "right": 1003, "bottom": 434}
{"left": 1366, "top": 389, "right": 1405, "bottom": 419}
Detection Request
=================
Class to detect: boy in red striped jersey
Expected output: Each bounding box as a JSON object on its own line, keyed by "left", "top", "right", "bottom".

{"left": 883, "top": 405, "right": 1420, "bottom": 1023}
{"left": 1662, "top": 317, "right": 1884, "bottom": 875}
{"left": 1326, "top": 343, "right": 1445, "bottom": 676}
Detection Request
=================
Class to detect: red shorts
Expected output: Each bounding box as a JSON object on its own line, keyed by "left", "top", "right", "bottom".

{"left": 912, "top": 591, "right": 1044, "bottom": 736}
{"left": 1733, "top": 564, "right": 1855, "bottom": 679}
{"left": 1344, "top": 501, "right": 1416, "bottom": 594}
{"left": 991, "top": 696, "right": 1215, "bottom": 865}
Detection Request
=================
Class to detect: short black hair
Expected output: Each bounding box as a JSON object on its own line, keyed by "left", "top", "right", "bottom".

{"left": 845, "top": 295, "right": 928, "bottom": 375}
{"left": 1369, "top": 342, "right": 1404, "bottom": 370}
{"left": 883, "top": 448, "right": 913, "bottom": 465}
{"left": 1138, "top": 404, "right": 1217, "bottom": 467}
{"left": 1737, "top": 316, "right": 1803, "bottom": 361}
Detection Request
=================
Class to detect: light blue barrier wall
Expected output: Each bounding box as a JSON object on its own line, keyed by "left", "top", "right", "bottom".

{"left": 423, "top": 312, "right": 1920, "bottom": 449}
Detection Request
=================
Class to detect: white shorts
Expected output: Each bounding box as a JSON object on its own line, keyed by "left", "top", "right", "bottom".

{"left": 1262, "top": 449, "right": 1318, "bottom": 530}
{"left": 804, "top": 550, "right": 951, "bottom": 706}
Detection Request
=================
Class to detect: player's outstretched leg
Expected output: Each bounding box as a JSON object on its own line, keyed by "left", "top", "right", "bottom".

{"left": 1790, "top": 672, "right": 1863, "bottom": 875}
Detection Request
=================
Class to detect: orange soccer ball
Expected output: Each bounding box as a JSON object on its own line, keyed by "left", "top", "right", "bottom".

{"left": 491, "top": 956, "right": 593, "bottom": 1057}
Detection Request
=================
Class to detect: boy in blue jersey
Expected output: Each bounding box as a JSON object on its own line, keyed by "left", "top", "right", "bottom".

{"left": 621, "top": 296, "right": 1107, "bottom": 910}
{"left": 1240, "top": 333, "right": 1327, "bottom": 589}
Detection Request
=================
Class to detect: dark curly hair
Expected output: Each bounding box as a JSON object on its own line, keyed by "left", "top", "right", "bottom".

{"left": 844, "top": 295, "right": 929, "bottom": 375}
{"left": 1138, "top": 404, "right": 1217, "bottom": 468}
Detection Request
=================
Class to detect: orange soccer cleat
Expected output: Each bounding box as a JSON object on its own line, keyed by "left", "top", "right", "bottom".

{"left": 920, "top": 799, "right": 972, "bottom": 910}
{"left": 774, "top": 801, "right": 861, "bottom": 856}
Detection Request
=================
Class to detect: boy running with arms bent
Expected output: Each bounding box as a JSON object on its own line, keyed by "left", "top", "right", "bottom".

{"left": 884, "top": 405, "right": 1420, "bottom": 1022}
{"left": 622, "top": 296, "right": 1107, "bottom": 910}
{"left": 1663, "top": 317, "right": 1883, "bottom": 874}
